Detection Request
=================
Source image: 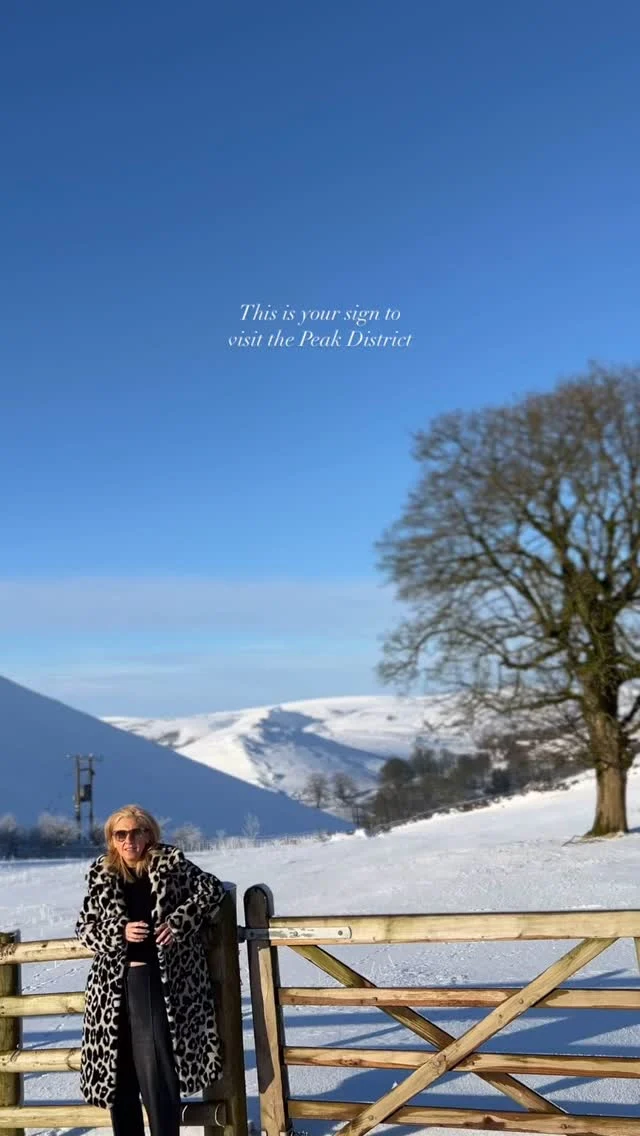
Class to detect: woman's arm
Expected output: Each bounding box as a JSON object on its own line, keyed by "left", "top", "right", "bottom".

{"left": 165, "top": 849, "right": 225, "bottom": 941}
{"left": 75, "top": 862, "right": 127, "bottom": 955}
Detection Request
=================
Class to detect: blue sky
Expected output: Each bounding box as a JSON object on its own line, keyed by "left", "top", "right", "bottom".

{"left": 2, "top": 0, "right": 640, "bottom": 715}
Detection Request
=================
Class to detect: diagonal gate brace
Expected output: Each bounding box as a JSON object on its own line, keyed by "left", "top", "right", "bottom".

{"left": 334, "top": 935, "right": 617, "bottom": 1136}
{"left": 290, "top": 943, "right": 564, "bottom": 1116}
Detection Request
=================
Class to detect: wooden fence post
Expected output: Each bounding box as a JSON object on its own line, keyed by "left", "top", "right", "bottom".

{"left": 0, "top": 931, "right": 23, "bottom": 1136}
{"left": 203, "top": 885, "right": 248, "bottom": 1136}
{"left": 244, "top": 886, "right": 290, "bottom": 1136}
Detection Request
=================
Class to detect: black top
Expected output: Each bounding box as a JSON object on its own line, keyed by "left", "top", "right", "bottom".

{"left": 123, "top": 872, "right": 158, "bottom": 965}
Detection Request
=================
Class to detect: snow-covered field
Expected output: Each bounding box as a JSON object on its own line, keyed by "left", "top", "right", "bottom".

{"left": 3, "top": 766, "right": 640, "bottom": 1136}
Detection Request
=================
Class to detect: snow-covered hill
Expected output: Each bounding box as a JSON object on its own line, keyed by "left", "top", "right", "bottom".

{"left": 0, "top": 676, "right": 350, "bottom": 837}
{"left": 107, "top": 688, "right": 640, "bottom": 812}
{"left": 106, "top": 693, "right": 468, "bottom": 797}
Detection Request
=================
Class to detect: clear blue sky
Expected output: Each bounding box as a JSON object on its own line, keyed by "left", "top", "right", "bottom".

{"left": 2, "top": 0, "right": 640, "bottom": 715}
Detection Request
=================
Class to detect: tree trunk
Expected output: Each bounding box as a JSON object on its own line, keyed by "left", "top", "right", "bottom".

{"left": 589, "top": 761, "right": 628, "bottom": 836}
{"left": 582, "top": 694, "right": 630, "bottom": 836}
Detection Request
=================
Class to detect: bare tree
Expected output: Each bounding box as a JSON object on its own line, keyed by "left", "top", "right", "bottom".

{"left": 241, "top": 813, "right": 261, "bottom": 840}
{"left": 0, "top": 814, "right": 19, "bottom": 858}
{"left": 90, "top": 819, "right": 105, "bottom": 847}
{"left": 37, "top": 812, "right": 77, "bottom": 848}
{"left": 172, "top": 823, "right": 204, "bottom": 851}
{"left": 302, "top": 772, "right": 330, "bottom": 809}
{"left": 331, "top": 771, "right": 359, "bottom": 808}
{"left": 376, "top": 364, "right": 640, "bottom": 837}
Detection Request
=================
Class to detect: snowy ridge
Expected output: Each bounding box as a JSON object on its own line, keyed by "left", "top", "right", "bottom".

{"left": 109, "top": 687, "right": 638, "bottom": 800}
{"left": 106, "top": 693, "right": 469, "bottom": 796}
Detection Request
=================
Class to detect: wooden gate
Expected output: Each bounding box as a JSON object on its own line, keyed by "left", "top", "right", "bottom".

{"left": 0, "top": 886, "right": 247, "bottom": 1136}
{"left": 244, "top": 885, "right": 640, "bottom": 1136}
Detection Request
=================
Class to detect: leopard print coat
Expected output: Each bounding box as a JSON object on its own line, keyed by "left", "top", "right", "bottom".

{"left": 75, "top": 842, "right": 225, "bottom": 1108}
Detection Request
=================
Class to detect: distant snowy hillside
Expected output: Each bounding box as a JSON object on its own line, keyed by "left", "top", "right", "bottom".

{"left": 106, "top": 694, "right": 468, "bottom": 797}
{"left": 107, "top": 688, "right": 640, "bottom": 807}
{"left": 0, "top": 676, "right": 349, "bottom": 837}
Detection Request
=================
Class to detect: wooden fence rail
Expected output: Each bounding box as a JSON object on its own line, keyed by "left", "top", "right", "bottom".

{"left": 244, "top": 887, "right": 640, "bottom": 1136}
{"left": 0, "top": 888, "right": 246, "bottom": 1136}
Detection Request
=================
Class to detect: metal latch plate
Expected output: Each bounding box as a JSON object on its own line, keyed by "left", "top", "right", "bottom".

{"left": 244, "top": 925, "right": 352, "bottom": 941}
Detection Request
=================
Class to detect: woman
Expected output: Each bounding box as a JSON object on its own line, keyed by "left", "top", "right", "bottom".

{"left": 76, "top": 804, "right": 225, "bottom": 1136}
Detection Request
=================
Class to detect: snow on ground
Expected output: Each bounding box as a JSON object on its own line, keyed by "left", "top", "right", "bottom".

{"left": 106, "top": 693, "right": 469, "bottom": 797}
{"left": 3, "top": 765, "right": 640, "bottom": 1136}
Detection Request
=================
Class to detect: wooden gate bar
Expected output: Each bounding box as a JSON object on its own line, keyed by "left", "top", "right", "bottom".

{"left": 16, "top": 1044, "right": 640, "bottom": 1079}
{"left": 279, "top": 985, "right": 640, "bottom": 1009}
{"left": 336, "top": 936, "right": 616, "bottom": 1136}
{"left": 0, "top": 940, "right": 92, "bottom": 965}
{"left": 284, "top": 1046, "right": 640, "bottom": 1077}
{"left": 0, "top": 1048, "right": 80, "bottom": 1072}
{"left": 265, "top": 911, "right": 640, "bottom": 943}
{"left": 290, "top": 943, "right": 562, "bottom": 1115}
{"left": 0, "top": 1102, "right": 225, "bottom": 1128}
{"left": 289, "top": 1101, "right": 640, "bottom": 1135}
{"left": 0, "top": 993, "right": 85, "bottom": 1017}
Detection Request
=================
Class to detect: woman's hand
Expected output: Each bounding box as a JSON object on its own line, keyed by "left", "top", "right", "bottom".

{"left": 155, "top": 922, "right": 176, "bottom": 948}
{"left": 124, "top": 921, "right": 149, "bottom": 942}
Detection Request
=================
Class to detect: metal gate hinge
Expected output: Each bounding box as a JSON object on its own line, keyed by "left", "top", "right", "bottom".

{"left": 242, "top": 925, "right": 352, "bottom": 942}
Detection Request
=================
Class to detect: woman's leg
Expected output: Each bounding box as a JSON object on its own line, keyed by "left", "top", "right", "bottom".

{"left": 110, "top": 980, "right": 145, "bottom": 1136}
{"left": 125, "top": 964, "right": 181, "bottom": 1136}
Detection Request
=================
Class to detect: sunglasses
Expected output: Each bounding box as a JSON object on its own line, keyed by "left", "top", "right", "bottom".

{"left": 113, "top": 827, "right": 148, "bottom": 842}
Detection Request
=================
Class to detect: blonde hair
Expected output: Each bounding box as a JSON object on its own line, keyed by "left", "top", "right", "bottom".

{"left": 103, "top": 804, "right": 161, "bottom": 880}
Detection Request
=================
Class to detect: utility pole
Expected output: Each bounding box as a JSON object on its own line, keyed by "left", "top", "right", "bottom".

{"left": 68, "top": 754, "right": 102, "bottom": 840}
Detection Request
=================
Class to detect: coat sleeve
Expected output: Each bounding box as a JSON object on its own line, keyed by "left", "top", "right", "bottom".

{"left": 75, "top": 862, "right": 127, "bottom": 956}
{"left": 165, "top": 849, "right": 225, "bottom": 941}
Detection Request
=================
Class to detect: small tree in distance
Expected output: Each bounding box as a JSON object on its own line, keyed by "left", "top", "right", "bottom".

{"left": 0, "top": 814, "right": 19, "bottom": 858}
{"left": 241, "top": 813, "right": 261, "bottom": 840}
{"left": 331, "top": 771, "right": 359, "bottom": 809}
{"left": 172, "top": 823, "right": 205, "bottom": 851}
{"left": 90, "top": 819, "right": 105, "bottom": 847}
{"left": 37, "top": 812, "right": 77, "bottom": 848}
{"left": 302, "top": 772, "right": 331, "bottom": 809}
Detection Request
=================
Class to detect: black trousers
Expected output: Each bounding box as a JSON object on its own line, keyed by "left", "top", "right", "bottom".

{"left": 111, "top": 963, "right": 181, "bottom": 1136}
